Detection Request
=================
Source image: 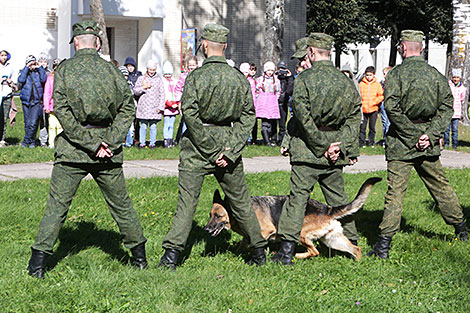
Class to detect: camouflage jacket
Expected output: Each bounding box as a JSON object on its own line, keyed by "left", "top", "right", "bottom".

{"left": 53, "top": 48, "right": 135, "bottom": 164}
{"left": 384, "top": 56, "right": 453, "bottom": 161}
{"left": 285, "top": 60, "right": 361, "bottom": 167}
{"left": 179, "top": 55, "right": 255, "bottom": 169}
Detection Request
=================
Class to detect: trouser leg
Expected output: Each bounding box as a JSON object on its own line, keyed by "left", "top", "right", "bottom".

{"left": 318, "top": 167, "right": 359, "bottom": 241}
{"left": 139, "top": 119, "right": 148, "bottom": 146}
{"left": 368, "top": 111, "right": 378, "bottom": 146}
{"left": 91, "top": 164, "right": 147, "bottom": 249}
{"left": 415, "top": 157, "right": 464, "bottom": 226}
{"left": 162, "top": 170, "right": 206, "bottom": 251}
{"left": 0, "top": 96, "right": 11, "bottom": 142}
{"left": 278, "top": 103, "right": 287, "bottom": 144}
{"left": 359, "top": 113, "right": 369, "bottom": 146}
{"left": 379, "top": 160, "right": 413, "bottom": 237}
{"left": 443, "top": 123, "right": 451, "bottom": 146}
{"left": 39, "top": 110, "right": 48, "bottom": 146}
{"left": 149, "top": 119, "right": 157, "bottom": 146}
{"left": 451, "top": 118, "right": 459, "bottom": 148}
{"left": 251, "top": 118, "right": 258, "bottom": 143}
{"left": 278, "top": 163, "right": 319, "bottom": 242}
{"left": 32, "top": 163, "right": 87, "bottom": 254}
{"left": 215, "top": 161, "right": 267, "bottom": 249}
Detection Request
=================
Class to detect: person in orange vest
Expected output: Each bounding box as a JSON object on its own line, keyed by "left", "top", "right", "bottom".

{"left": 359, "top": 66, "right": 384, "bottom": 147}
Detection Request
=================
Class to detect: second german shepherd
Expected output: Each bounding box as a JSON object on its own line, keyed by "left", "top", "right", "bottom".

{"left": 204, "top": 177, "right": 381, "bottom": 260}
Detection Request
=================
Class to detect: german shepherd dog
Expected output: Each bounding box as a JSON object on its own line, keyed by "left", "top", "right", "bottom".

{"left": 204, "top": 177, "right": 381, "bottom": 260}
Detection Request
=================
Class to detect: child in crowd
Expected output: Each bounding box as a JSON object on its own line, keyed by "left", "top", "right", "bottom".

{"left": 162, "top": 60, "right": 179, "bottom": 148}
{"left": 133, "top": 60, "right": 165, "bottom": 148}
{"left": 379, "top": 66, "right": 392, "bottom": 146}
{"left": 240, "top": 62, "right": 258, "bottom": 144}
{"left": 37, "top": 53, "right": 51, "bottom": 147}
{"left": 359, "top": 66, "right": 383, "bottom": 147}
{"left": 18, "top": 55, "right": 47, "bottom": 148}
{"left": 118, "top": 65, "right": 137, "bottom": 147}
{"left": 444, "top": 68, "right": 467, "bottom": 149}
{"left": 0, "top": 49, "right": 17, "bottom": 147}
{"left": 256, "top": 61, "right": 280, "bottom": 147}
{"left": 173, "top": 55, "right": 198, "bottom": 144}
{"left": 43, "top": 58, "right": 62, "bottom": 148}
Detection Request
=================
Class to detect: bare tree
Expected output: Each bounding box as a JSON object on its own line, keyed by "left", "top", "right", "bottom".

{"left": 90, "top": 0, "right": 110, "bottom": 58}
{"left": 264, "top": 0, "right": 284, "bottom": 63}
{"left": 450, "top": 0, "right": 470, "bottom": 125}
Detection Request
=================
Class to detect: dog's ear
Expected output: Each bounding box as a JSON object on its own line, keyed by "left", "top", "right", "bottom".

{"left": 213, "top": 190, "right": 223, "bottom": 204}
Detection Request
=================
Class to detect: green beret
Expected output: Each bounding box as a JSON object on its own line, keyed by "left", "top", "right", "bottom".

{"left": 309, "top": 32, "right": 334, "bottom": 50}
{"left": 291, "top": 37, "right": 314, "bottom": 59}
{"left": 400, "top": 30, "right": 424, "bottom": 43}
{"left": 69, "top": 20, "right": 99, "bottom": 44}
{"left": 201, "top": 23, "right": 230, "bottom": 43}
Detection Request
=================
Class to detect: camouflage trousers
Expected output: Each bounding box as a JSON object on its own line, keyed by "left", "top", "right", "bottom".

{"left": 162, "top": 160, "right": 267, "bottom": 252}
{"left": 379, "top": 157, "right": 464, "bottom": 237}
{"left": 32, "top": 162, "right": 146, "bottom": 254}
{"left": 277, "top": 163, "right": 359, "bottom": 243}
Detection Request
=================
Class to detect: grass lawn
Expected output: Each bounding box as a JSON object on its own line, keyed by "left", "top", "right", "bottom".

{"left": 1, "top": 170, "right": 470, "bottom": 312}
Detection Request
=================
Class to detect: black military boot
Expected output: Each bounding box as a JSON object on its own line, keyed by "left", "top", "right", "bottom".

{"left": 130, "top": 242, "right": 148, "bottom": 269}
{"left": 158, "top": 249, "right": 180, "bottom": 271}
{"left": 367, "top": 235, "right": 392, "bottom": 259}
{"left": 271, "top": 240, "right": 296, "bottom": 266}
{"left": 247, "top": 247, "right": 266, "bottom": 266}
{"left": 454, "top": 221, "right": 468, "bottom": 241}
{"left": 261, "top": 130, "right": 270, "bottom": 146}
{"left": 27, "top": 248, "right": 48, "bottom": 279}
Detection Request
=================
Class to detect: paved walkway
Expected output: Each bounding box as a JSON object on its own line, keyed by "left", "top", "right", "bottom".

{"left": 0, "top": 150, "right": 469, "bottom": 181}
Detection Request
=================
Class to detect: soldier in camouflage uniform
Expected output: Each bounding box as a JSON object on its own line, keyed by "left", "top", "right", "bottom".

{"left": 272, "top": 33, "right": 362, "bottom": 265}
{"left": 27, "top": 21, "right": 147, "bottom": 279}
{"left": 159, "top": 23, "right": 267, "bottom": 270}
{"left": 368, "top": 30, "right": 468, "bottom": 259}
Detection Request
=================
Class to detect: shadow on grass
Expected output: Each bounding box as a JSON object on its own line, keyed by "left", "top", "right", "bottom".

{"left": 46, "top": 221, "right": 129, "bottom": 270}
{"left": 179, "top": 221, "right": 233, "bottom": 265}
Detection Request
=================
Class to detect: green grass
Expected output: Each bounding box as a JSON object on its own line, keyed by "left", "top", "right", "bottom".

{"left": 1, "top": 170, "right": 470, "bottom": 312}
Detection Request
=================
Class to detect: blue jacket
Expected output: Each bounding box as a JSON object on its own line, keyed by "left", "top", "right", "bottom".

{"left": 18, "top": 66, "right": 47, "bottom": 106}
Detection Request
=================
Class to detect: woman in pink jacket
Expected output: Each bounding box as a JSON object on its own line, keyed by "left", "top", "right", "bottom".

{"left": 444, "top": 69, "right": 467, "bottom": 149}
{"left": 133, "top": 60, "right": 165, "bottom": 148}
{"left": 256, "top": 61, "right": 281, "bottom": 146}
{"left": 42, "top": 58, "right": 62, "bottom": 148}
{"left": 162, "top": 60, "right": 179, "bottom": 148}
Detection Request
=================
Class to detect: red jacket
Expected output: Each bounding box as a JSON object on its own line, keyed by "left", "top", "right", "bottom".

{"left": 359, "top": 76, "right": 384, "bottom": 113}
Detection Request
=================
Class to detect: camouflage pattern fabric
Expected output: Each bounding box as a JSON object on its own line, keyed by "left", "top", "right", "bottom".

{"left": 384, "top": 56, "right": 453, "bottom": 161}
{"left": 32, "top": 163, "right": 146, "bottom": 254}
{"left": 286, "top": 60, "right": 361, "bottom": 166}
{"left": 279, "top": 60, "right": 362, "bottom": 243}
{"left": 179, "top": 55, "right": 255, "bottom": 168}
{"left": 53, "top": 48, "right": 135, "bottom": 164}
{"left": 379, "top": 56, "right": 464, "bottom": 237}
{"left": 32, "top": 48, "right": 145, "bottom": 255}
{"left": 379, "top": 158, "right": 464, "bottom": 237}
{"left": 162, "top": 55, "right": 267, "bottom": 252}
{"left": 277, "top": 164, "right": 359, "bottom": 242}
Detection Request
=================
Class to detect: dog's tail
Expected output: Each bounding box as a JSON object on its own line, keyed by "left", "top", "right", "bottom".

{"left": 308, "top": 177, "right": 382, "bottom": 219}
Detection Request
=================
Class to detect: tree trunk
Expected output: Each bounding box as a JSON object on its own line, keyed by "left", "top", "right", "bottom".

{"left": 388, "top": 25, "right": 399, "bottom": 66}
{"left": 334, "top": 43, "right": 341, "bottom": 67}
{"left": 90, "top": 0, "right": 110, "bottom": 59}
{"left": 264, "top": 0, "right": 284, "bottom": 64}
{"left": 450, "top": 0, "right": 470, "bottom": 126}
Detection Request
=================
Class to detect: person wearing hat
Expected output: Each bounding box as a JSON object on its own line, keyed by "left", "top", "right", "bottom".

{"left": 162, "top": 60, "right": 179, "bottom": 148}
{"left": 17, "top": 54, "right": 48, "bottom": 148}
{"left": 272, "top": 32, "right": 362, "bottom": 265}
{"left": 255, "top": 61, "right": 281, "bottom": 146}
{"left": 43, "top": 58, "right": 63, "bottom": 148}
{"left": 27, "top": 20, "right": 148, "bottom": 279}
{"left": 0, "top": 49, "right": 18, "bottom": 147}
{"left": 276, "top": 60, "right": 294, "bottom": 146}
{"left": 240, "top": 62, "right": 258, "bottom": 144}
{"left": 444, "top": 68, "right": 466, "bottom": 149}
{"left": 159, "top": 23, "right": 267, "bottom": 270}
{"left": 291, "top": 37, "right": 313, "bottom": 71}
{"left": 133, "top": 59, "right": 165, "bottom": 148}
{"left": 367, "top": 30, "right": 468, "bottom": 259}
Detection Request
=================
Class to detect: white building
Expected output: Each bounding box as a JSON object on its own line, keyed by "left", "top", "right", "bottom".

{"left": 0, "top": 0, "right": 448, "bottom": 81}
